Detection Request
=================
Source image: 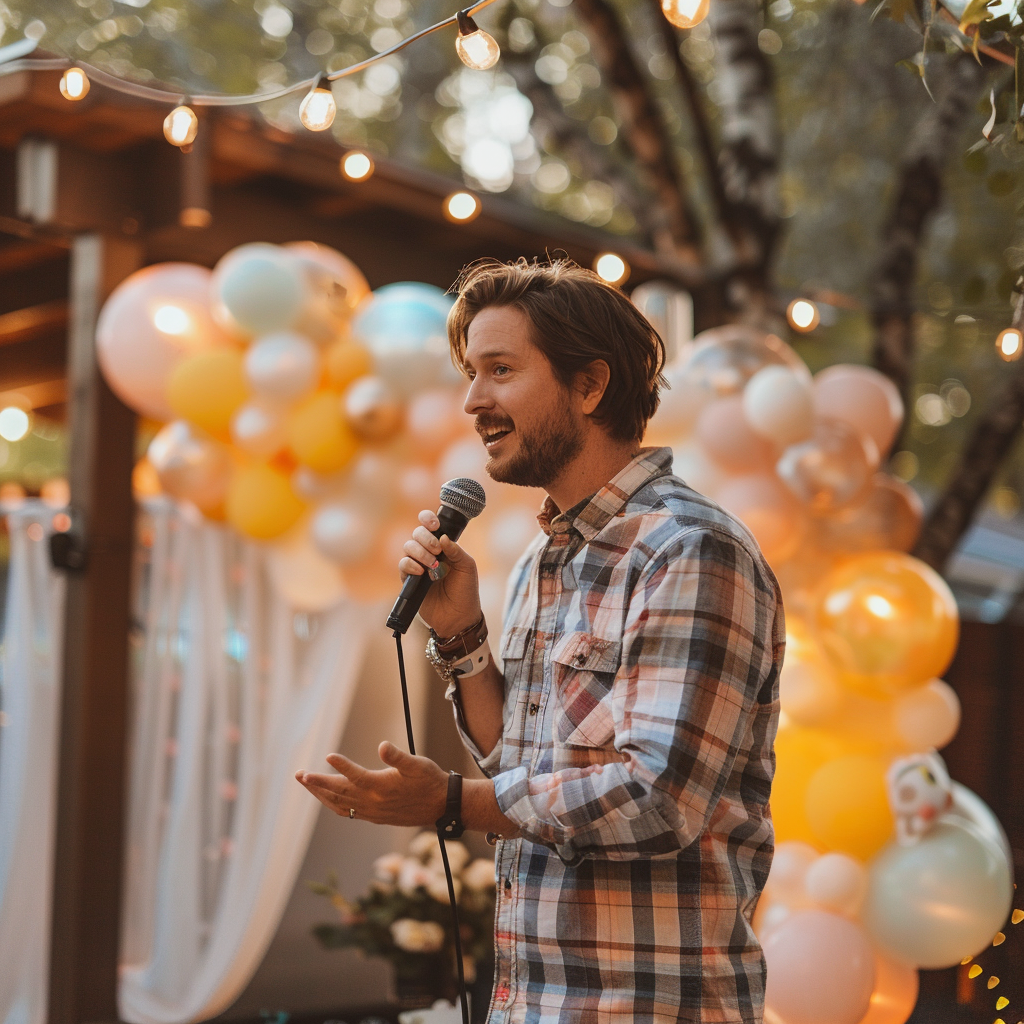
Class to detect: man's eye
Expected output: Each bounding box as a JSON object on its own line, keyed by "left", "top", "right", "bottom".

{"left": 494, "top": 365, "right": 510, "bottom": 376}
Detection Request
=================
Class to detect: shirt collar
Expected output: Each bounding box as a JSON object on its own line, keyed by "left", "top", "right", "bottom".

{"left": 536, "top": 447, "right": 674, "bottom": 540}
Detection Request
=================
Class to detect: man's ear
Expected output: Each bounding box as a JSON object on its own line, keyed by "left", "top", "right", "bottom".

{"left": 576, "top": 360, "right": 611, "bottom": 415}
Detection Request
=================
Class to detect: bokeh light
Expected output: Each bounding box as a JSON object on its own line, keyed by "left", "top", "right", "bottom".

{"left": 163, "top": 105, "right": 199, "bottom": 148}
{"left": 341, "top": 151, "right": 374, "bottom": 181}
{"left": 444, "top": 191, "right": 481, "bottom": 223}
{"left": 59, "top": 67, "right": 90, "bottom": 101}
{"left": 0, "top": 406, "right": 30, "bottom": 442}
{"left": 996, "top": 327, "right": 1022, "bottom": 361}
{"left": 787, "top": 298, "right": 820, "bottom": 332}
{"left": 594, "top": 252, "right": 629, "bottom": 285}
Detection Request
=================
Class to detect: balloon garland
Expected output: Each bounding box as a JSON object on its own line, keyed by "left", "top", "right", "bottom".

{"left": 647, "top": 325, "right": 1015, "bottom": 1024}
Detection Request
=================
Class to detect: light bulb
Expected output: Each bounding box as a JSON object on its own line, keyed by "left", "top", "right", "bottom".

{"left": 997, "top": 327, "right": 1023, "bottom": 361}
{"left": 300, "top": 83, "right": 337, "bottom": 131}
{"left": 59, "top": 67, "right": 90, "bottom": 101}
{"left": 594, "top": 252, "right": 629, "bottom": 285}
{"left": 456, "top": 28, "right": 500, "bottom": 70}
{"left": 444, "top": 191, "right": 481, "bottom": 223}
{"left": 661, "top": 0, "right": 711, "bottom": 28}
{"left": 0, "top": 406, "right": 30, "bottom": 442}
{"left": 341, "top": 150, "right": 374, "bottom": 181}
{"left": 787, "top": 298, "right": 820, "bottom": 332}
{"left": 163, "top": 105, "right": 198, "bottom": 147}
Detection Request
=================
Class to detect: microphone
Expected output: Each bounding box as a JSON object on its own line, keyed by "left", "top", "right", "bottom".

{"left": 385, "top": 477, "right": 486, "bottom": 634}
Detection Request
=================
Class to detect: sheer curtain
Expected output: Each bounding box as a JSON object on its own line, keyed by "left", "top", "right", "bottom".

{"left": 0, "top": 499, "right": 377, "bottom": 1024}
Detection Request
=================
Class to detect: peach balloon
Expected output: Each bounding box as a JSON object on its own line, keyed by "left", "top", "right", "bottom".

{"left": 406, "top": 389, "right": 467, "bottom": 460}
{"left": 716, "top": 473, "right": 807, "bottom": 566}
{"left": 147, "top": 420, "right": 232, "bottom": 513}
{"left": 695, "top": 396, "right": 776, "bottom": 473}
{"left": 683, "top": 325, "right": 807, "bottom": 398}
{"left": 821, "top": 475, "right": 923, "bottom": 555}
{"left": 813, "top": 552, "right": 959, "bottom": 694}
{"left": 779, "top": 635, "right": 843, "bottom": 728}
{"left": 804, "top": 852, "right": 868, "bottom": 917}
{"left": 805, "top": 754, "right": 894, "bottom": 860}
{"left": 285, "top": 241, "right": 371, "bottom": 345}
{"left": 97, "top": 263, "right": 234, "bottom": 421}
{"left": 267, "top": 523, "right": 346, "bottom": 611}
{"left": 813, "top": 365, "right": 904, "bottom": 460}
{"left": 893, "top": 679, "right": 961, "bottom": 751}
{"left": 856, "top": 953, "right": 918, "bottom": 1024}
{"left": 339, "top": 522, "right": 407, "bottom": 602}
{"left": 671, "top": 441, "right": 728, "bottom": 498}
{"left": 167, "top": 348, "right": 249, "bottom": 440}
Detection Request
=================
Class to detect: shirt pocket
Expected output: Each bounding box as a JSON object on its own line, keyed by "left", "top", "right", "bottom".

{"left": 550, "top": 631, "right": 622, "bottom": 749}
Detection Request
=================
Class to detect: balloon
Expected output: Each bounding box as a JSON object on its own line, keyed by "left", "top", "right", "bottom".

{"left": 820, "top": 475, "right": 923, "bottom": 555}
{"left": 292, "top": 465, "right": 350, "bottom": 502}
{"left": 345, "top": 451, "right": 403, "bottom": 514}
{"left": 398, "top": 463, "right": 441, "bottom": 514}
{"left": 325, "top": 338, "right": 375, "bottom": 391}
{"left": 96, "top": 263, "right": 233, "bottom": 420}
{"left": 695, "top": 396, "right": 776, "bottom": 473}
{"left": 343, "top": 375, "right": 404, "bottom": 442}
{"left": 671, "top": 441, "right": 727, "bottom": 498}
{"left": 777, "top": 418, "right": 878, "bottom": 513}
{"left": 646, "top": 360, "right": 711, "bottom": 443}
{"left": 266, "top": 525, "right": 346, "bottom": 611}
{"left": 147, "top": 420, "right": 232, "bottom": 513}
{"left": 857, "top": 952, "right": 918, "bottom": 1024}
{"left": 231, "top": 402, "right": 287, "bottom": 458}
{"left": 682, "top": 325, "right": 808, "bottom": 398}
{"left": 893, "top": 679, "right": 960, "bottom": 751}
{"left": 863, "top": 818, "right": 1013, "bottom": 968}
{"left": 763, "top": 910, "right": 875, "bottom": 1024}
{"left": 716, "top": 473, "right": 807, "bottom": 566}
{"left": 167, "top": 349, "right": 249, "bottom": 440}
{"left": 486, "top": 506, "right": 541, "bottom": 569}
{"left": 287, "top": 391, "right": 360, "bottom": 474}
{"left": 805, "top": 755, "right": 894, "bottom": 860}
{"left": 743, "top": 365, "right": 814, "bottom": 446}
{"left": 764, "top": 842, "right": 819, "bottom": 905}
{"left": 211, "top": 243, "right": 307, "bottom": 336}
{"left": 778, "top": 629, "right": 843, "bottom": 728}
{"left": 132, "top": 457, "right": 162, "bottom": 499}
{"left": 351, "top": 282, "right": 457, "bottom": 396}
{"left": 813, "top": 552, "right": 959, "bottom": 694}
{"left": 439, "top": 437, "right": 490, "bottom": 485}
{"left": 285, "top": 241, "right": 371, "bottom": 345}
{"left": 244, "top": 332, "right": 320, "bottom": 405}
{"left": 225, "top": 462, "right": 306, "bottom": 540}
{"left": 772, "top": 725, "right": 844, "bottom": 847}
{"left": 338, "top": 523, "right": 407, "bottom": 602}
{"left": 947, "top": 782, "right": 1013, "bottom": 865}
{"left": 406, "top": 389, "right": 469, "bottom": 459}
{"left": 804, "top": 853, "right": 868, "bottom": 917}
{"left": 813, "top": 365, "right": 904, "bottom": 460}
{"left": 311, "top": 501, "right": 378, "bottom": 564}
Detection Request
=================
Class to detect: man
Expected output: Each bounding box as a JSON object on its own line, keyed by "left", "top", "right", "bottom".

{"left": 297, "top": 258, "right": 784, "bottom": 1024}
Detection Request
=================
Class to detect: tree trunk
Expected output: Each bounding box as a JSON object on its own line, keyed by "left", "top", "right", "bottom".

{"left": 914, "top": 294, "right": 1024, "bottom": 571}
{"left": 870, "top": 53, "right": 990, "bottom": 409}
{"left": 571, "top": 0, "right": 703, "bottom": 265}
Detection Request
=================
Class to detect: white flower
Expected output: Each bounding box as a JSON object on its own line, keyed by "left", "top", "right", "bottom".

{"left": 438, "top": 840, "right": 470, "bottom": 874}
{"left": 397, "top": 857, "right": 432, "bottom": 895}
{"left": 408, "top": 831, "right": 441, "bottom": 860}
{"left": 390, "top": 918, "right": 446, "bottom": 953}
{"left": 425, "top": 869, "right": 462, "bottom": 904}
{"left": 462, "top": 858, "right": 497, "bottom": 891}
{"left": 372, "top": 852, "right": 405, "bottom": 884}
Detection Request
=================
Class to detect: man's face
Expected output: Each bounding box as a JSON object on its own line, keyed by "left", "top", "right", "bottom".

{"left": 463, "top": 306, "right": 585, "bottom": 489}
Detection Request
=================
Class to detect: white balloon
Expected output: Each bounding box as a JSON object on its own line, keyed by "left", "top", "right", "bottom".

{"left": 267, "top": 527, "right": 346, "bottom": 611}
{"left": 893, "top": 679, "right": 961, "bottom": 751}
{"left": 231, "top": 402, "right": 287, "bottom": 458}
{"left": 211, "top": 243, "right": 308, "bottom": 336}
{"left": 346, "top": 451, "right": 402, "bottom": 515}
{"left": 804, "top": 853, "right": 868, "bottom": 917}
{"left": 244, "top": 332, "right": 320, "bottom": 405}
{"left": 743, "top": 365, "right": 814, "bottom": 446}
{"left": 764, "top": 842, "right": 818, "bottom": 905}
{"left": 648, "top": 361, "right": 712, "bottom": 440}
{"left": 311, "top": 501, "right": 377, "bottom": 564}
{"left": 399, "top": 464, "right": 440, "bottom": 513}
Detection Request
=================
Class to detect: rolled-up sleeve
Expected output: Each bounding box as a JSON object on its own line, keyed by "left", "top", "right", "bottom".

{"left": 491, "top": 527, "right": 781, "bottom": 863}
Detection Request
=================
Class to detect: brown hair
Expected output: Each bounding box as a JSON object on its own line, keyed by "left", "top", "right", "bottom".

{"left": 447, "top": 257, "right": 666, "bottom": 443}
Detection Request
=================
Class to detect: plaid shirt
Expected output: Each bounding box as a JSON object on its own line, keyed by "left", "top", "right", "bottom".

{"left": 450, "top": 447, "right": 784, "bottom": 1024}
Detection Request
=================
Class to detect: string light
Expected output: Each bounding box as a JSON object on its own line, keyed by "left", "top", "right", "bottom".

{"left": 787, "top": 298, "right": 820, "bottom": 332}
{"left": 997, "top": 327, "right": 1023, "bottom": 361}
{"left": 0, "top": 406, "right": 30, "bottom": 442}
{"left": 661, "top": 0, "right": 711, "bottom": 29}
{"left": 455, "top": 11, "right": 501, "bottom": 70}
{"left": 444, "top": 191, "right": 481, "bottom": 222}
{"left": 299, "top": 78, "right": 337, "bottom": 132}
{"left": 59, "top": 66, "right": 89, "bottom": 100}
{"left": 163, "top": 104, "right": 198, "bottom": 148}
{"left": 594, "top": 252, "right": 629, "bottom": 285}
{"left": 341, "top": 150, "right": 374, "bottom": 181}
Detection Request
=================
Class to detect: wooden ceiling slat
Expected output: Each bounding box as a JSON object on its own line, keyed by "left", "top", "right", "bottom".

{"left": 0, "top": 299, "right": 69, "bottom": 346}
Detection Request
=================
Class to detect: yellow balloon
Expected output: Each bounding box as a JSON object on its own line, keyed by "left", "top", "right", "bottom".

{"left": 772, "top": 726, "right": 843, "bottom": 849}
{"left": 287, "top": 390, "right": 360, "bottom": 473}
{"left": 226, "top": 462, "right": 305, "bottom": 540}
{"left": 805, "top": 754, "right": 894, "bottom": 860}
{"left": 167, "top": 348, "right": 249, "bottom": 440}
{"left": 813, "top": 552, "right": 959, "bottom": 695}
{"left": 324, "top": 338, "right": 374, "bottom": 391}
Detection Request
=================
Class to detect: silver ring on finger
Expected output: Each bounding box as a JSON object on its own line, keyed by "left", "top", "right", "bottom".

{"left": 348, "top": 807, "right": 356, "bottom": 819}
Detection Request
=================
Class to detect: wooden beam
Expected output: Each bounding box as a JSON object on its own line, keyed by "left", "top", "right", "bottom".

{"left": 48, "top": 233, "right": 142, "bottom": 1024}
{"left": 0, "top": 299, "right": 68, "bottom": 344}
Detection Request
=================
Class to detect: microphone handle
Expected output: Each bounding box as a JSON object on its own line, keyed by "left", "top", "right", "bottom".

{"left": 385, "top": 504, "right": 470, "bottom": 634}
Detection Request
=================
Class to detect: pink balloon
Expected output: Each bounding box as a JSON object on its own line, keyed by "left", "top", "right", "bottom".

{"left": 821, "top": 474, "right": 923, "bottom": 554}
{"left": 777, "top": 418, "right": 878, "bottom": 513}
{"left": 813, "top": 366, "right": 904, "bottom": 459}
{"left": 97, "top": 264, "right": 234, "bottom": 421}
{"left": 764, "top": 909, "right": 875, "bottom": 1024}
{"left": 857, "top": 952, "right": 918, "bottom": 1024}
{"left": 406, "top": 389, "right": 467, "bottom": 460}
{"left": 695, "top": 396, "right": 776, "bottom": 473}
{"left": 717, "top": 473, "right": 807, "bottom": 566}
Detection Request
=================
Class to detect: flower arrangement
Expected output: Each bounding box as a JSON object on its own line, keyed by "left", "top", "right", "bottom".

{"left": 310, "top": 831, "right": 496, "bottom": 1007}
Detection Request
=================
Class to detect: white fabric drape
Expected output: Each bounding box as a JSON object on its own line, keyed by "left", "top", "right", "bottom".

{"left": 0, "top": 507, "right": 66, "bottom": 1024}
{"left": 0, "top": 498, "right": 375, "bottom": 1024}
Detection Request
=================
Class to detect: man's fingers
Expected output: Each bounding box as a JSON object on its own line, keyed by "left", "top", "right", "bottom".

{"left": 418, "top": 509, "right": 441, "bottom": 531}
{"left": 378, "top": 740, "right": 417, "bottom": 772}
{"left": 325, "top": 752, "right": 370, "bottom": 780}
{"left": 411, "top": 526, "right": 443, "bottom": 554}
{"left": 403, "top": 538, "right": 439, "bottom": 569}
{"left": 438, "top": 535, "right": 466, "bottom": 563}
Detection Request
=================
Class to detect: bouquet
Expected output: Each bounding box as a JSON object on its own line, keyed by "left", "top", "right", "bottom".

{"left": 311, "top": 831, "right": 496, "bottom": 1007}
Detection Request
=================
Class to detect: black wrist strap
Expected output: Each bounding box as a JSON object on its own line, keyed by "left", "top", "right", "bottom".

{"left": 435, "top": 770, "right": 464, "bottom": 839}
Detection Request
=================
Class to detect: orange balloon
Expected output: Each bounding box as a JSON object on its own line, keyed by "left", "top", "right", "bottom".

{"left": 324, "top": 339, "right": 374, "bottom": 391}
{"left": 772, "top": 726, "right": 845, "bottom": 849}
{"left": 821, "top": 475, "right": 923, "bottom": 555}
{"left": 805, "top": 754, "right": 894, "bottom": 860}
{"left": 694, "top": 395, "right": 775, "bottom": 473}
{"left": 813, "top": 552, "right": 959, "bottom": 694}
{"left": 226, "top": 462, "right": 305, "bottom": 540}
{"left": 287, "top": 391, "right": 360, "bottom": 474}
{"left": 167, "top": 348, "right": 249, "bottom": 440}
{"left": 716, "top": 473, "right": 808, "bottom": 567}
{"left": 857, "top": 952, "right": 919, "bottom": 1024}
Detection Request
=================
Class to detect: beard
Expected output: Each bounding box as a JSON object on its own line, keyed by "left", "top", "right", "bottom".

{"left": 483, "top": 403, "right": 585, "bottom": 489}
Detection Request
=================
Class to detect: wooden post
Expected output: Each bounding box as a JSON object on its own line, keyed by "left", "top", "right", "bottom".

{"left": 48, "top": 234, "right": 142, "bottom": 1024}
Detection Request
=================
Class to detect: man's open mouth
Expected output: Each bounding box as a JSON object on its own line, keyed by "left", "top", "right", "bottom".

{"left": 480, "top": 425, "right": 514, "bottom": 449}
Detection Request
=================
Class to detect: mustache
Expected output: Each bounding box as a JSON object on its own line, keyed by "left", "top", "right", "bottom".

{"left": 475, "top": 415, "right": 514, "bottom": 432}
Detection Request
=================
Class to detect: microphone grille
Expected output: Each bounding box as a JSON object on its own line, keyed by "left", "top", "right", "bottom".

{"left": 439, "top": 477, "right": 486, "bottom": 519}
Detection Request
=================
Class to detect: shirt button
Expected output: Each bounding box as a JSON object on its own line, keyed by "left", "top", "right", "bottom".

{"left": 574, "top": 653, "right": 586, "bottom": 666}
{"left": 528, "top": 703, "right": 539, "bottom": 715}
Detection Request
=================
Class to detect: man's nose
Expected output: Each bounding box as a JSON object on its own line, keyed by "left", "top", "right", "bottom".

{"left": 464, "top": 378, "right": 493, "bottom": 415}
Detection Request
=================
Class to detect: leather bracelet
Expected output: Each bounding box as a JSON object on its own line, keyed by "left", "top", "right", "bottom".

{"left": 435, "top": 770, "right": 465, "bottom": 839}
{"left": 432, "top": 615, "right": 488, "bottom": 661}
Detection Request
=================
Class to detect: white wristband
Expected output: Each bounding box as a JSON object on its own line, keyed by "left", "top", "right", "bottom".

{"left": 452, "top": 638, "right": 492, "bottom": 679}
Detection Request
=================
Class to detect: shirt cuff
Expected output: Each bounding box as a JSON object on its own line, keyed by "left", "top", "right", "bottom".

{"left": 445, "top": 679, "right": 503, "bottom": 777}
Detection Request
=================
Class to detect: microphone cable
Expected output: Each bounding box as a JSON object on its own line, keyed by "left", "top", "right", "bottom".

{"left": 393, "top": 628, "right": 471, "bottom": 1024}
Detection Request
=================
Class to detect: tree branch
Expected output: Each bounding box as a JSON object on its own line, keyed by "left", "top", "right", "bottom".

{"left": 870, "top": 52, "right": 990, "bottom": 409}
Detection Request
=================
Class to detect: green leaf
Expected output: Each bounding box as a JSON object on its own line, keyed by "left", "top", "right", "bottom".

{"left": 959, "top": 0, "right": 997, "bottom": 31}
